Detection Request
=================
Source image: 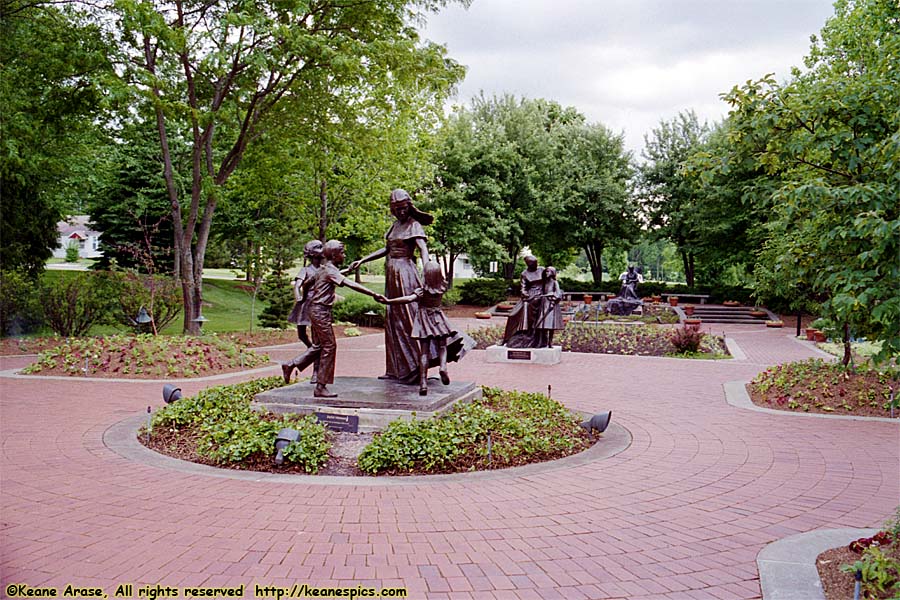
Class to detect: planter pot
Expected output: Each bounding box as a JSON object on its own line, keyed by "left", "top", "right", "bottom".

{"left": 683, "top": 318, "right": 702, "bottom": 326}
{"left": 683, "top": 305, "right": 695, "bottom": 316}
{"left": 766, "top": 320, "right": 784, "bottom": 328}
{"left": 668, "top": 297, "right": 679, "bottom": 306}
{"left": 814, "top": 331, "right": 827, "bottom": 343}
{"left": 723, "top": 300, "right": 741, "bottom": 307}
{"left": 749, "top": 310, "right": 767, "bottom": 318}
{"left": 583, "top": 294, "right": 593, "bottom": 305}
{"left": 474, "top": 312, "right": 492, "bottom": 319}
{"left": 495, "top": 302, "right": 515, "bottom": 312}
{"left": 805, "top": 328, "right": 819, "bottom": 341}
{"left": 651, "top": 296, "right": 662, "bottom": 303}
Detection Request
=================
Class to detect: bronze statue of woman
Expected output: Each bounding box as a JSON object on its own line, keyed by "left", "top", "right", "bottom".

{"left": 348, "top": 189, "right": 434, "bottom": 383}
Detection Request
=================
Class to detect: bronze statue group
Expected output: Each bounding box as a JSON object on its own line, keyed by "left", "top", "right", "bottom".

{"left": 281, "top": 189, "right": 467, "bottom": 397}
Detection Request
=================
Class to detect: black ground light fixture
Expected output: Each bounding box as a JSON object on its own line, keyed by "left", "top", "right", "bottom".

{"left": 192, "top": 314, "right": 208, "bottom": 332}
{"left": 581, "top": 411, "right": 612, "bottom": 437}
{"left": 162, "top": 384, "right": 182, "bottom": 404}
{"left": 274, "top": 428, "right": 300, "bottom": 465}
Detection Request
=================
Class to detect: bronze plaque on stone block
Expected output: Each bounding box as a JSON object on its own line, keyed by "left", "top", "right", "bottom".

{"left": 315, "top": 412, "right": 359, "bottom": 433}
{"left": 507, "top": 350, "right": 532, "bottom": 360}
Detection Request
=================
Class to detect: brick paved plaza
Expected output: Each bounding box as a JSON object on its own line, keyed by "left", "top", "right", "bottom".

{"left": 1, "top": 321, "right": 897, "bottom": 599}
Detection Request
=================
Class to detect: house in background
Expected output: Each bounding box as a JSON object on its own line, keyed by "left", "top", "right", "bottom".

{"left": 53, "top": 216, "right": 103, "bottom": 259}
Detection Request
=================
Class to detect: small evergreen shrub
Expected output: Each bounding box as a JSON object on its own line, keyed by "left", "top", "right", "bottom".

{"left": 257, "top": 271, "right": 294, "bottom": 329}
{"left": 669, "top": 325, "right": 705, "bottom": 353}
{"left": 64, "top": 241, "right": 80, "bottom": 263}
{"left": 457, "top": 278, "right": 510, "bottom": 306}
{"left": 0, "top": 270, "right": 42, "bottom": 336}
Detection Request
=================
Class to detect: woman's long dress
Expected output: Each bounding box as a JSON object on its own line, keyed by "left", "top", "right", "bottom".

{"left": 383, "top": 219, "right": 428, "bottom": 382}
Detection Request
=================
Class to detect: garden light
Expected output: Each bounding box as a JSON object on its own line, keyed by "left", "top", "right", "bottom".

{"left": 581, "top": 411, "right": 612, "bottom": 436}
{"left": 135, "top": 306, "right": 152, "bottom": 324}
{"left": 162, "top": 384, "right": 182, "bottom": 404}
{"left": 274, "top": 428, "right": 300, "bottom": 465}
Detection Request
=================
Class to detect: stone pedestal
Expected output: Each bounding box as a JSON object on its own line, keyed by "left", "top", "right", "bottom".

{"left": 253, "top": 376, "right": 482, "bottom": 432}
{"left": 485, "top": 345, "right": 562, "bottom": 365}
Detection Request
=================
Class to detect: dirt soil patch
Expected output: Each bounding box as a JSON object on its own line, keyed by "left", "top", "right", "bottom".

{"left": 222, "top": 326, "right": 382, "bottom": 348}
{"left": 817, "top": 539, "right": 900, "bottom": 599}
{"left": 748, "top": 361, "right": 898, "bottom": 419}
{"left": 142, "top": 424, "right": 373, "bottom": 476}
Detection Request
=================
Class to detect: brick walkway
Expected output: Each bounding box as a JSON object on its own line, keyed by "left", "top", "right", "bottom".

{"left": 1, "top": 324, "right": 897, "bottom": 599}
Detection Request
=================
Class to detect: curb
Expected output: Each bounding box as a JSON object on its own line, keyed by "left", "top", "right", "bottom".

{"left": 724, "top": 381, "right": 899, "bottom": 423}
{"left": 758, "top": 527, "right": 878, "bottom": 599}
{"left": 103, "top": 413, "right": 632, "bottom": 486}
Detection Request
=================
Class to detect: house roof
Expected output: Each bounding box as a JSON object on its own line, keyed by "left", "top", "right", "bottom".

{"left": 57, "top": 216, "right": 100, "bottom": 238}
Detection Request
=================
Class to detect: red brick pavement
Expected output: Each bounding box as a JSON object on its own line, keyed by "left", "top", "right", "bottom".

{"left": 1, "top": 324, "right": 897, "bottom": 599}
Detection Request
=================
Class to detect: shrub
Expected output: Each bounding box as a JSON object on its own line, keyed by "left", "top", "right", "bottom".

{"left": 64, "top": 241, "right": 80, "bottom": 263}
{"left": 457, "top": 278, "right": 510, "bottom": 306}
{"left": 0, "top": 270, "right": 41, "bottom": 336}
{"left": 107, "top": 270, "right": 182, "bottom": 334}
{"left": 40, "top": 271, "right": 118, "bottom": 337}
{"left": 669, "top": 325, "right": 705, "bottom": 353}
{"left": 441, "top": 285, "right": 461, "bottom": 307}
{"left": 357, "top": 387, "right": 590, "bottom": 475}
{"left": 332, "top": 295, "right": 385, "bottom": 327}
{"left": 151, "top": 377, "right": 330, "bottom": 472}
{"left": 257, "top": 270, "right": 294, "bottom": 329}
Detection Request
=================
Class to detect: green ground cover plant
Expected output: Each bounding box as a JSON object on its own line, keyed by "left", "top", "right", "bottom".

{"left": 749, "top": 358, "right": 898, "bottom": 418}
{"left": 21, "top": 334, "right": 269, "bottom": 378}
{"left": 145, "top": 377, "right": 329, "bottom": 473}
{"left": 469, "top": 323, "right": 728, "bottom": 358}
{"left": 570, "top": 303, "right": 679, "bottom": 324}
{"left": 357, "top": 387, "right": 593, "bottom": 475}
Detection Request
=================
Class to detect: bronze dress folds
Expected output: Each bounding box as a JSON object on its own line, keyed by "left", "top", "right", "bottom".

{"left": 410, "top": 288, "right": 452, "bottom": 340}
{"left": 287, "top": 264, "right": 319, "bottom": 326}
{"left": 383, "top": 219, "right": 429, "bottom": 382}
{"left": 502, "top": 267, "right": 545, "bottom": 347}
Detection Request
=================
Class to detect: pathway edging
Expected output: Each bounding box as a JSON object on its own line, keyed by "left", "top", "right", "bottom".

{"left": 724, "top": 380, "right": 899, "bottom": 423}
{"left": 104, "top": 413, "right": 633, "bottom": 486}
{"left": 757, "top": 527, "right": 878, "bottom": 599}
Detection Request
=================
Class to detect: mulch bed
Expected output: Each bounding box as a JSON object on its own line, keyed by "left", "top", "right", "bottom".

{"left": 817, "top": 540, "right": 900, "bottom": 599}
{"left": 142, "top": 424, "right": 372, "bottom": 476}
{"left": 748, "top": 369, "right": 898, "bottom": 419}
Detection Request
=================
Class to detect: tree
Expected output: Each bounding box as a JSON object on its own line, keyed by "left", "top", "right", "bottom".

{"left": 535, "top": 122, "right": 636, "bottom": 285}
{"left": 0, "top": 1, "right": 111, "bottom": 276}
{"left": 103, "top": 0, "right": 468, "bottom": 333}
{"left": 639, "top": 111, "right": 710, "bottom": 286}
{"left": 724, "top": 0, "right": 899, "bottom": 364}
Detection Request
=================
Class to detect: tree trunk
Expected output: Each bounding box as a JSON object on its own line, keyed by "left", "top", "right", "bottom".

{"left": 446, "top": 251, "right": 458, "bottom": 287}
{"left": 842, "top": 322, "right": 852, "bottom": 367}
{"left": 681, "top": 250, "right": 695, "bottom": 287}
{"left": 584, "top": 241, "right": 604, "bottom": 286}
{"left": 318, "top": 178, "right": 328, "bottom": 242}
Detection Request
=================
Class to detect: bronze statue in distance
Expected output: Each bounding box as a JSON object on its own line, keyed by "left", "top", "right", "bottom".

{"left": 606, "top": 265, "right": 643, "bottom": 316}
{"left": 502, "top": 255, "right": 555, "bottom": 348}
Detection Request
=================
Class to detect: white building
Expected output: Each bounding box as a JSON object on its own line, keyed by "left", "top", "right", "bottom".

{"left": 52, "top": 216, "right": 103, "bottom": 259}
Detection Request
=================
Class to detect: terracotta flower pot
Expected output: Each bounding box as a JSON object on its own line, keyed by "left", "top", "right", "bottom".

{"left": 684, "top": 305, "right": 695, "bottom": 316}
{"left": 684, "top": 318, "right": 702, "bottom": 326}
{"left": 723, "top": 300, "right": 741, "bottom": 307}
{"left": 583, "top": 294, "right": 592, "bottom": 305}
{"left": 668, "top": 297, "right": 679, "bottom": 306}
{"left": 474, "top": 312, "right": 492, "bottom": 319}
{"left": 749, "top": 310, "right": 767, "bottom": 318}
{"left": 814, "top": 331, "right": 827, "bottom": 342}
{"left": 765, "top": 320, "right": 783, "bottom": 328}
{"left": 805, "top": 328, "right": 819, "bottom": 341}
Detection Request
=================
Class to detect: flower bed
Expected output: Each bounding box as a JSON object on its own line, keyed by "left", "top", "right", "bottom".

{"left": 818, "top": 514, "right": 900, "bottom": 599}
{"left": 469, "top": 323, "right": 729, "bottom": 358}
{"left": 749, "top": 358, "right": 898, "bottom": 418}
{"left": 141, "top": 381, "right": 593, "bottom": 477}
{"left": 21, "top": 334, "right": 270, "bottom": 378}
{"left": 142, "top": 377, "right": 330, "bottom": 473}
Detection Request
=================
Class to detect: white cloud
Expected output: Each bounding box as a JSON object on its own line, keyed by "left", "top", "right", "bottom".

{"left": 419, "top": 0, "right": 835, "bottom": 155}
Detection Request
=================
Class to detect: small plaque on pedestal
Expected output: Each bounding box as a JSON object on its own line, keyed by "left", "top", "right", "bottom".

{"left": 485, "top": 345, "right": 562, "bottom": 365}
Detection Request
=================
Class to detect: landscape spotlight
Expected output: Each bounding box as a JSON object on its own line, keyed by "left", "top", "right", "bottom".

{"left": 581, "top": 411, "right": 612, "bottom": 436}
{"left": 274, "top": 428, "right": 300, "bottom": 465}
{"left": 162, "top": 384, "right": 182, "bottom": 404}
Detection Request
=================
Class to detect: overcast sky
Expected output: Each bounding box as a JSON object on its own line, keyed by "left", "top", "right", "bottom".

{"left": 418, "top": 0, "right": 836, "bottom": 157}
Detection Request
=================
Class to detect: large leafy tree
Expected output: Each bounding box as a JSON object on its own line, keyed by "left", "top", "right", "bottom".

{"left": 724, "top": 0, "right": 899, "bottom": 364}
{"left": 0, "top": 1, "right": 111, "bottom": 276}
{"left": 101, "top": 0, "right": 467, "bottom": 333}
{"left": 535, "top": 122, "right": 635, "bottom": 285}
{"left": 639, "top": 111, "right": 710, "bottom": 287}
